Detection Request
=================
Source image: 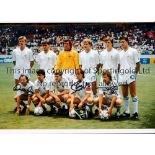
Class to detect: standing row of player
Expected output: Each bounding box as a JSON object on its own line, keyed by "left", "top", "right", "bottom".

{"left": 12, "top": 36, "right": 140, "bottom": 119}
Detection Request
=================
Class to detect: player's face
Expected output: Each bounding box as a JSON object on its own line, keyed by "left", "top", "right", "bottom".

{"left": 103, "top": 74, "right": 110, "bottom": 84}
{"left": 18, "top": 39, "right": 26, "bottom": 49}
{"left": 83, "top": 42, "right": 91, "bottom": 51}
{"left": 120, "top": 39, "right": 128, "bottom": 49}
{"left": 54, "top": 75, "right": 62, "bottom": 82}
{"left": 64, "top": 42, "right": 71, "bottom": 51}
{"left": 42, "top": 44, "right": 49, "bottom": 52}
{"left": 37, "top": 74, "right": 44, "bottom": 82}
{"left": 20, "top": 76, "right": 28, "bottom": 86}
{"left": 76, "top": 72, "right": 83, "bottom": 80}
{"left": 105, "top": 40, "right": 112, "bottom": 49}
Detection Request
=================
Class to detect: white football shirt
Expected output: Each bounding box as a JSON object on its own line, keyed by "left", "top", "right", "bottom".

{"left": 12, "top": 46, "right": 34, "bottom": 69}
{"left": 34, "top": 79, "right": 49, "bottom": 96}
{"left": 100, "top": 48, "right": 119, "bottom": 71}
{"left": 79, "top": 49, "right": 99, "bottom": 72}
{"left": 38, "top": 50, "right": 57, "bottom": 70}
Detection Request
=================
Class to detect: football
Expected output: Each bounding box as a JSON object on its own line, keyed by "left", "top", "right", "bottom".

{"left": 99, "top": 109, "right": 109, "bottom": 120}
{"left": 34, "top": 107, "right": 44, "bottom": 115}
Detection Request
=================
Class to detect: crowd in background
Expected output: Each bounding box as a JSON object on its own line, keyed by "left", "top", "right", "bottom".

{"left": 0, "top": 23, "right": 155, "bottom": 55}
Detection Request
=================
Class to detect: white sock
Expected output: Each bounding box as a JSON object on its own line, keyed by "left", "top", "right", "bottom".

{"left": 124, "top": 96, "right": 130, "bottom": 114}
{"left": 132, "top": 96, "right": 138, "bottom": 113}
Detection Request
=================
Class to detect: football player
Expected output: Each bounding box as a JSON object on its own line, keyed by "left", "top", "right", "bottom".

{"left": 32, "top": 69, "right": 49, "bottom": 114}
{"left": 12, "top": 36, "right": 34, "bottom": 85}
{"left": 67, "top": 69, "right": 94, "bottom": 119}
{"left": 99, "top": 37, "right": 119, "bottom": 82}
{"left": 97, "top": 70, "right": 122, "bottom": 119}
{"left": 118, "top": 37, "right": 140, "bottom": 119}
{"left": 13, "top": 74, "right": 34, "bottom": 115}
{"left": 46, "top": 71, "right": 70, "bottom": 114}
{"left": 37, "top": 40, "right": 57, "bottom": 82}
{"left": 79, "top": 38, "right": 100, "bottom": 99}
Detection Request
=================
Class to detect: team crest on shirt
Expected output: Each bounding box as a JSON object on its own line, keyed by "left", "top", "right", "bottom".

{"left": 130, "top": 75, "right": 135, "bottom": 79}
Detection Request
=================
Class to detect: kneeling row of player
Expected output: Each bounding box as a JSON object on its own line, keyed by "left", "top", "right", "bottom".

{"left": 14, "top": 69, "right": 122, "bottom": 120}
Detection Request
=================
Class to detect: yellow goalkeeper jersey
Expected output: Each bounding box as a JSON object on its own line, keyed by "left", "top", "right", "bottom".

{"left": 55, "top": 50, "right": 79, "bottom": 70}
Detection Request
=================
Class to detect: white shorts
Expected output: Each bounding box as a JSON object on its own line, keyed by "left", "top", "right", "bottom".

{"left": 45, "top": 73, "right": 53, "bottom": 83}
{"left": 85, "top": 72, "right": 96, "bottom": 82}
{"left": 118, "top": 73, "right": 136, "bottom": 85}
{"left": 63, "top": 73, "right": 76, "bottom": 83}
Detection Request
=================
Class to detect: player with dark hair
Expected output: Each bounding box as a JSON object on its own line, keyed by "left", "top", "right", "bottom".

{"left": 99, "top": 37, "right": 119, "bottom": 82}
{"left": 37, "top": 40, "right": 57, "bottom": 82}
{"left": 13, "top": 74, "right": 34, "bottom": 115}
{"left": 32, "top": 69, "right": 49, "bottom": 115}
{"left": 119, "top": 37, "right": 140, "bottom": 119}
{"left": 55, "top": 38, "right": 79, "bottom": 82}
{"left": 45, "top": 71, "right": 70, "bottom": 114}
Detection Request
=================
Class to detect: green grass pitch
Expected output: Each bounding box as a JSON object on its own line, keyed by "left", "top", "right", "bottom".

{"left": 0, "top": 63, "right": 155, "bottom": 129}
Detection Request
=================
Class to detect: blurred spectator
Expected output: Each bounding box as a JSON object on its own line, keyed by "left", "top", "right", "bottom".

{"left": 0, "top": 23, "right": 154, "bottom": 55}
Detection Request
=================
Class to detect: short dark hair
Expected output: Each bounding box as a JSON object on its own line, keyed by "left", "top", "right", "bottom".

{"left": 102, "top": 70, "right": 112, "bottom": 81}
{"left": 36, "top": 69, "right": 45, "bottom": 77}
{"left": 63, "top": 38, "right": 72, "bottom": 49}
{"left": 75, "top": 69, "right": 85, "bottom": 78}
{"left": 19, "top": 74, "right": 29, "bottom": 82}
{"left": 119, "top": 36, "right": 129, "bottom": 43}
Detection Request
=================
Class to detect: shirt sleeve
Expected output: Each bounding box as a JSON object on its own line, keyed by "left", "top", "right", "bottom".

{"left": 79, "top": 52, "right": 82, "bottom": 66}
{"left": 12, "top": 50, "right": 16, "bottom": 61}
{"left": 73, "top": 51, "right": 80, "bottom": 69}
{"left": 63, "top": 79, "right": 70, "bottom": 90}
{"left": 48, "top": 81, "right": 55, "bottom": 92}
{"left": 55, "top": 51, "right": 62, "bottom": 70}
{"left": 94, "top": 51, "right": 100, "bottom": 65}
{"left": 133, "top": 49, "right": 140, "bottom": 63}
{"left": 116, "top": 50, "right": 120, "bottom": 66}
{"left": 45, "top": 81, "right": 49, "bottom": 91}
{"left": 16, "top": 84, "right": 22, "bottom": 96}
{"left": 52, "top": 53, "right": 57, "bottom": 68}
{"left": 34, "top": 81, "right": 39, "bottom": 90}
{"left": 29, "top": 49, "right": 34, "bottom": 61}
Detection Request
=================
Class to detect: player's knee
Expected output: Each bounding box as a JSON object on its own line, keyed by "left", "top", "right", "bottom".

{"left": 74, "top": 98, "right": 81, "bottom": 104}
{"left": 116, "top": 98, "right": 122, "bottom": 106}
{"left": 46, "top": 97, "right": 51, "bottom": 103}
{"left": 31, "top": 95, "right": 36, "bottom": 100}
{"left": 67, "top": 98, "right": 71, "bottom": 104}
{"left": 63, "top": 94, "right": 69, "bottom": 101}
{"left": 87, "top": 97, "right": 94, "bottom": 103}
{"left": 32, "top": 97, "right": 38, "bottom": 102}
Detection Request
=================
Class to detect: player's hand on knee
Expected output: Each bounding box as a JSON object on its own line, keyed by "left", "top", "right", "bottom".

{"left": 108, "top": 108, "right": 112, "bottom": 116}
{"left": 55, "top": 97, "right": 61, "bottom": 103}
{"left": 41, "top": 98, "right": 45, "bottom": 103}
